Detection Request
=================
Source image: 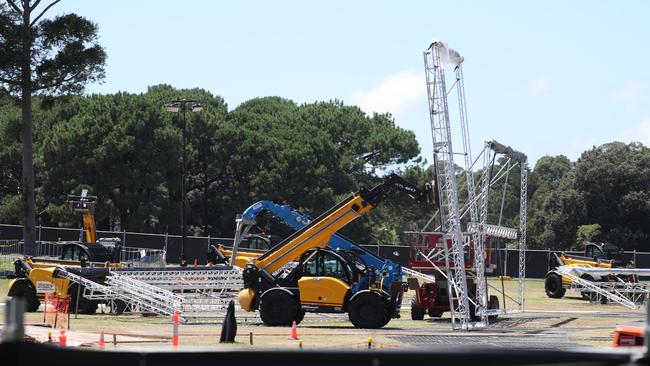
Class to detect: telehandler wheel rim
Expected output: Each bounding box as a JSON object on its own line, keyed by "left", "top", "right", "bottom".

{"left": 259, "top": 290, "right": 298, "bottom": 327}
{"left": 349, "top": 293, "right": 389, "bottom": 329}
{"left": 544, "top": 273, "right": 566, "bottom": 298}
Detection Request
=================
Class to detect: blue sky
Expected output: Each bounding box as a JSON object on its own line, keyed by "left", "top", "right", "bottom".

{"left": 52, "top": 1, "right": 650, "bottom": 167}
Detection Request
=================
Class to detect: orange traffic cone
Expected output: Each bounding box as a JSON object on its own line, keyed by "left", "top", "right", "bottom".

{"left": 99, "top": 331, "right": 105, "bottom": 349}
{"left": 290, "top": 320, "right": 298, "bottom": 340}
{"left": 172, "top": 311, "right": 180, "bottom": 348}
{"left": 59, "top": 330, "right": 67, "bottom": 347}
{"left": 194, "top": 258, "right": 199, "bottom": 267}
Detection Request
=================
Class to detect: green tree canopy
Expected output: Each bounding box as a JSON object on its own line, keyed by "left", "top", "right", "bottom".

{"left": 0, "top": 0, "right": 106, "bottom": 254}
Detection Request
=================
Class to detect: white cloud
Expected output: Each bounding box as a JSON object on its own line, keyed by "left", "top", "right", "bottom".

{"left": 350, "top": 70, "right": 424, "bottom": 116}
{"left": 528, "top": 76, "right": 550, "bottom": 94}
{"left": 615, "top": 118, "right": 650, "bottom": 146}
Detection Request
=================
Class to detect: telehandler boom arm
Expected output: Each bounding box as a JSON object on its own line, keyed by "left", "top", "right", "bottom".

{"left": 243, "top": 173, "right": 433, "bottom": 283}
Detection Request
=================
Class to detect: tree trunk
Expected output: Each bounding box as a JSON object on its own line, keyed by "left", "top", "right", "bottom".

{"left": 21, "top": 76, "right": 36, "bottom": 255}
{"left": 21, "top": 3, "right": 36, "bottom": 256}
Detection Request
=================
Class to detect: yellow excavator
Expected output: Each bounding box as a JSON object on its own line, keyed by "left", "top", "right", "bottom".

{"left": 238, "top": 174, "right": 433, "bottom": 328}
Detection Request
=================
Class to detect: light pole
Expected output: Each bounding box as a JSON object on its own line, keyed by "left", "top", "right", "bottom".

{"left": 164, "top": 100, "right": 203, "bottom": 266}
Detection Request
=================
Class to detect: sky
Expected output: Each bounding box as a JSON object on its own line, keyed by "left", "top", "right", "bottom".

{"left": 51, "top": 0, "right": 650, "bottom": 167}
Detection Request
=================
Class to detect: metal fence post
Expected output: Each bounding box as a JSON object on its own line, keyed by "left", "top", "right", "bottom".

{"left": 164, "top": 233, "right": 169, "bottom": 265}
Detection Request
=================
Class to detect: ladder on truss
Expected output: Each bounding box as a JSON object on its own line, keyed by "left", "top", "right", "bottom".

{"left": 424, "top": 40, "right": 472, "bottom": 330}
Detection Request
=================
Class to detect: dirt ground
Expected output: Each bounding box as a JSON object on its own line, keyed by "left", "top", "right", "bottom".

{"left": 0, "top": 278, "right": 645, "bottom": 351}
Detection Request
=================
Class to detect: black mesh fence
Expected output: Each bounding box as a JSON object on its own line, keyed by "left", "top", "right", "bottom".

{"left": 2, "top": 223, "right": 648, "bottom": 277}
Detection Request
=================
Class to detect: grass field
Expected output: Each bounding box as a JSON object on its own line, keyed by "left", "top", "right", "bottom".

{"left": 0, "top": 277, "right": 645, "bottom": 351}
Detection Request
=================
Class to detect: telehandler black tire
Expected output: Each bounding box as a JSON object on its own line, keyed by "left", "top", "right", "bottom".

{"left": 545, "top": 273, "right": 566, "bottom": 298}
{"left": 348, "top": 292, "right": 390, "bottom": 329}
{"left": 68, "top": 284, "right": 98, "bottom": 314}
{"left": 259, "top": 289, "right": 299, "bottom": 326}
{"left": 488, "top": 295, "right": 499, "bottom": 321}
{"left": 10, "top": 279, "right": 40, "bottom": 312}
{"left": 427, "top": 308, "right": 443, "bottom": 318}
{"left": 294, "top": 309, "right": 306, "bottom": 325}
{"left": 410, "top": 299, "right": 426, "bottom": 320}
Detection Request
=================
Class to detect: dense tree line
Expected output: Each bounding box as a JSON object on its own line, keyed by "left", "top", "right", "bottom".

{"left": 0, "top": 85, "right": 431, "bottom": 245}
{"left": 527, "top": 143, "right": 650, "bottom": 251}
{"left": 0, "top": 86, "right": 648, "bottom": 250}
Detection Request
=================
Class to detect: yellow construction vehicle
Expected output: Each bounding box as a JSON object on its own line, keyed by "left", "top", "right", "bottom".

{"left": 7, "top": 257, "right": 110, "bottom": 313}
{"left": 238, "top": 174, "right": 433, "bottom": 328}
{"left": 7, "top": 242, "right": 122, "bottom": 313}
{"left": 208, "top": 234, "right": 272, "bottom": 268}
{"left": 7, "top": 191, "right": 122, "bottom": 313}
{"left": 545, "top": 242, "right": 630, "bottom": 299}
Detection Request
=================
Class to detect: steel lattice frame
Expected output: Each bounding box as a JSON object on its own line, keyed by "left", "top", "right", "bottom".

{"left": 56, "top": 267, "right": 246, "bottom": 322}
{"left": 456, "top": 65, "right": 488, "bottom": 325}
{"left": 518, "top": 162, "right": 528, "bottom": 311}
{"left": 113, "top": 268, "right": 244, "bottom": 292}
{"left": 555, "top": 266, "right": 648, "bottom": 309}
{"left": 424, "top": 41, "right": 471, "bottom": 330}
{"left": 475, "top": 142, "right": 528, "bottom": 318}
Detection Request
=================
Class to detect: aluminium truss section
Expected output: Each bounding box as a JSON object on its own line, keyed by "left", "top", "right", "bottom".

{"left": 403, "top": 266, "right": 438, "bottom": 284}
{"left": 104, "top": 273, "right": 183, "bottom": 316}
{"left": 467, "top": 223, "right": 518, "bottom": 240}
{"left": 113, "top": 266, "right": 244, "bottom": 293}
{"left": 471, "top": 140, "right": 528, "bottom": 320}
{"left": 518, "top": 159, "right": 528, "bottom": 311}
{"left": 554, "top": 266, "right": 649, "bottom": 309}
{"left": 53, "top": 267, "right": 115, "bottom": 300}
{"left": 424, "top": 40, "right": 472, "bottom": 330}
{"left": 53, "top": 267, "right": 244, "bottom": 322}
{"left": 106, "top": 272, "right": 240, "bottom": 321}
{"left": 53, "top": 267, "right": 184, "bottom": 318}
{"left": 454, "top": 62, "right": 488, "bottom": 325}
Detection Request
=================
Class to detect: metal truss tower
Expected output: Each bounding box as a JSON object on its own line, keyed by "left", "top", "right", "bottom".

{"left": 423, "top": 40, "right": 471, "bottom": 330}
{"left": 474, "top": 140, "right": 528, "bottom": 318}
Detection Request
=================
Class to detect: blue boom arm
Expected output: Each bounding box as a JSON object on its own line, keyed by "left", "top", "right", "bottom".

{"left": 239, "top": 200, "right": 403, "bottom": 287}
